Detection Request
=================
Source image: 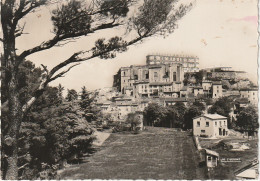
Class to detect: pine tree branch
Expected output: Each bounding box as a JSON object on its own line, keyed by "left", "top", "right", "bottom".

{"left": 18, "top": 22, "right": 121, "bottom": 61}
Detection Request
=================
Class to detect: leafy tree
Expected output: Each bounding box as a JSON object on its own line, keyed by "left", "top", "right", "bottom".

{"left": 208, "top": 97, "right": 234, "bottom": 128}
{"left": 208, "top": 97, "right": 233, "bottom": 117}
{"left": 184, "top": 106, "right": 203, "bottom": 130}
{"left": 164, "top": 106, "right": 179, "bottom": 128}
{"left": 57, "top": 84, "right": 64, "bottom": 103}
{"left": 66, "top": 89, "right": 78, "bottom": 102}
{"left": 1, "top": 0, "right": 192, "bottom": 178}
{"left": 126, "top": 112, "right": 142, "bottom": 131}
{"left": 143, "top": 103, "right": 166, "bottom": 126}
{"left": 172, "top": 102, "right": 187, "bottom": 128}
{"left": 235, "top": 106, "right": 258, "bottom": 136}
{"left": 79, "top": 86, "right": 97, "bottom": 122}
{"left": 79, "top": 86, "right": 92, "bottom": 110}
{"left": 192, "top": 101, "right": 206, "bottom": 111}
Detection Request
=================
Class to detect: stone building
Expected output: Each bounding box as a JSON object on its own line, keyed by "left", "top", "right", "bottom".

{"left": 146, "top": 54, "right": 199, "bottom": 72}
{"left": 114, "top": 63, "right": 185, "bottom": 98}
{"left": 203, "top": 67, "right": 247, "bottom": 81}
{"left": 193, "top": 114, "right": 228, "bottom": 137}
{"left": 212, "top": 81, "right": 223, "bottom": 99}
{"left": 239, "top": 87, "right": 258, "bottom": 106}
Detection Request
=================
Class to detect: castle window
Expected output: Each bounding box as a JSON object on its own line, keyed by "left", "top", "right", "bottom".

{"left": 173, "top": 72, "right": 177, "bottom": 81}
{"left": 154, "top": 72, "right": 158, "bottom": 78}
{"left": 146, "top": 73, "right": 149, "bottom": 79}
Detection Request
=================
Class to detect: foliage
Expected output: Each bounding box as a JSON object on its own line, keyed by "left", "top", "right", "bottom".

{"left": 66, "top": 89, "right": 78, "bottom": 102}
{"left": 184, "top": 105, "right": 203, "bottom": 130}
{"left": 143, "top": 103, "right": 166, "bottom": 126}
{"left": 126, "top": 112, "right": 142, "bottom": 131}
{"left": 171, "top": 102, "right": 187, "bottom": 128}
{"left": 112, "top": 122, "right": 131, "bottom": 133}
{"left": 18, "top": 99, "right": 95, "bottom": 179}
{"left": 164, "top": 106, "right": 179, "bottom": 128}
{"left": 235, "top": 106, "right": 258, "bottom": 134}
{"left": 192, "top": 101, "right": 206, "bottom": 111}
{"left": 143, "top": 102, "right": 188, "bottom": 128}
{"left": 79, "top": 86, "right": 99, "bottom": 122}
{"left": 208, "top": 97, "right": 233, "bottom": 117}
{"left": 208, "top": 97, "right": 235, "bottom": 128}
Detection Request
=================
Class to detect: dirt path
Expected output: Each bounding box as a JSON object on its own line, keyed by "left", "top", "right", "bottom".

{"left": 60, "top": 127, "right": 207, "bottom": 179}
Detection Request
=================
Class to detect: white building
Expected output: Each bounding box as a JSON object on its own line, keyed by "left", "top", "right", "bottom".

{"left": 239, "top": 87, "right": 258, "bottom": 106}
{"left": 212, "top": 82, "right": 223, "bottom": 99}
{"left": 193, "top": 114, "right": 228, "bottom": 137}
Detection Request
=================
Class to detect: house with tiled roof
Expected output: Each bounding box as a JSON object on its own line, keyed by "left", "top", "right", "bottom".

{"left": 193, "top": 114, "right": 229, "bottom": 137}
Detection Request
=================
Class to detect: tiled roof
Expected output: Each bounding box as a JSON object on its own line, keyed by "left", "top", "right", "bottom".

{"left": 161, "top": 97, "right": 188, "bottom": 102}
{"left": 235, "top": 98, "right": 250, "bottom": 104}
{"left": 240, "top": 87, "right": 258, "bottom": 91}
{"left": 204, "top": 114, "right": 227, "bottom": 120}
{"left": 204, "top": 149, "right": 219, "bottom": 157}
{"left": 193, "top": 113, "right": 227, "bottom": 120}
{"left": 149, "top": 82, "right": 173, "bottom": 86}
{"left": 212, "top": 81, "right": 222, "bottom": 85}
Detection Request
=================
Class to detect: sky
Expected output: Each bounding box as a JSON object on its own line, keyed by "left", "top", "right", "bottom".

{"left": 8, "top": 0, "right": 259, "bottom": 92}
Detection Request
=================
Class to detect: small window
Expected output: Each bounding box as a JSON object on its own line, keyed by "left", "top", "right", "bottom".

{"left": 154, "top": 72, "right": 158, "bottom": 78}
{"left": 173, "top": 72, "right": 177, "bottom": 81}
{"left": 224, "top": 121, "right": 226, "bottom": 125}
{"left": 215, "top": 122, "right": 217, "bottom": 126}
{"left": 206, "top": 122, "right": 209, "bottom": 127}
{"left": 208, "top": 156, "right": 212, "bottom": 161}
{"left": 201, "top": 130, "right": 205, "bottom": 133}
{"left": 197, "top": 121, "right": 200, "bottom": 127}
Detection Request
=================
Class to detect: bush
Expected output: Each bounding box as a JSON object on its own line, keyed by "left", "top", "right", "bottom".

{"left": 112, "top": 122, "right": 131, "bottom": 133}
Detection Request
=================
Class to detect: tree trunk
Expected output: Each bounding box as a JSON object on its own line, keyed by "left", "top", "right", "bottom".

{"left": 2, "top": 6, "right": 22, "bottom": 177}
{"left": 4, "top": 75, "right": 22, "bottom": 180}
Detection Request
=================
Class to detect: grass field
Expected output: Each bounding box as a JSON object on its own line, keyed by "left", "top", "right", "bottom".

{"left": 60, "top": 127, "right": 207, "bottom": 179}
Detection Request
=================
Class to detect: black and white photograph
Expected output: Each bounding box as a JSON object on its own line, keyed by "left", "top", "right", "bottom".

{"left": 1, "top": 0, "right": 259, "bottom": 180}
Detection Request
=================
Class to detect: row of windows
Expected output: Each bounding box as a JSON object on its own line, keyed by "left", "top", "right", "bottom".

{"left": 150, "top": 56, "right": 198, "bottom": 62}
{"left": 197, "top": 121, "right": 226, "bottom": 127}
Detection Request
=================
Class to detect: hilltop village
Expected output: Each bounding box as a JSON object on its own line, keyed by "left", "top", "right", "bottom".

{"left": 90, "top": 54, "right": 258, "bottom": 179}
{"left": 94, "top": 54, "right": 258, "bottom": 123}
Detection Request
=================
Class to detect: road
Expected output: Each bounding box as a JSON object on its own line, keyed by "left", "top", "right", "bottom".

{"left": 60, "top": 127, "right": 207, "bottom": 179}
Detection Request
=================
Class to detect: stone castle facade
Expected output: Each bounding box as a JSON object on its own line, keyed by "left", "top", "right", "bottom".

{"left": 146, "top": 54, "right": 199, "bottom": 73}
{"left": 114, "top": 63, "right": 184, "bottom": 99}
{"left": 113, "top": 54, "right": 201, "bottom": 98}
